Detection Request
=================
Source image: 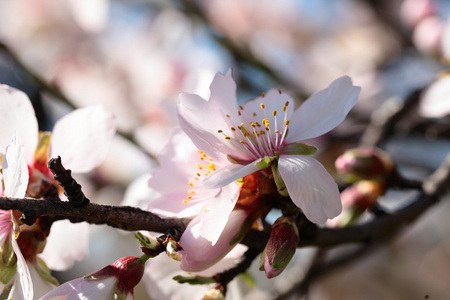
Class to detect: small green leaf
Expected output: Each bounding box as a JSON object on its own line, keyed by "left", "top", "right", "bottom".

{"left": 173, "top": 275, "right": 216, "bottom": 285}
{"left": 283, "top": 143, "right": 317, "bottom": 155}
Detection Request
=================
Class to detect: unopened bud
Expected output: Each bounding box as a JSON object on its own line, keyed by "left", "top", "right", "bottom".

{"left": 260, "top": 216, "right": 298, "bottom": 278}
{"left": 86, "top": 256, "right": 148, "bottom": 296}
{"left": 336, "top": 181, "right": 385, "bottom": 227}
{"left": 335, "top": 147, "right": 393, "bottom": 182}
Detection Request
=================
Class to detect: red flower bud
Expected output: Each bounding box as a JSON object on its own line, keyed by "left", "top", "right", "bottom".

{"left": 261, "top": 216, "right": 299, "bottom": 278}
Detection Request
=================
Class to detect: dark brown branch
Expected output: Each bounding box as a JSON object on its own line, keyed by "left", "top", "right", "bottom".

{"left": 48, "top": 156, "right": 89, "bottom": 207}
{"left": 0, "top": 197, "right": 188, "bottom": 233}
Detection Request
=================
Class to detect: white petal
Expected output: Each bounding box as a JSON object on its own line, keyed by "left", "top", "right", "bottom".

{"left": 194, "top": 182, "right": 240, "bottom": 245}
{"left": 179, "top": 210, "right": 247, "bottom": 272}
{"left": 12, "top": 239, "right": 33, "bottom": 300}
{"left": 3, "top": 134, "right": 28, "bottom": 198}
{"left": 419, "top": 76, "right": 450, "bottom": 118}
{"left": 278, "top": 155, "right": 341, "bottom": 224}
{"left": 202, "top": 161, "right": 261, "bottom": 189}
{"left": 177, "top": 96, "right": 245, "bottom": 164}
{"left": 208, "top": 70, "right": 238, "bottom": 114}
{"left": 51, "top": 105, "right": 116, "bottom": 173}
{"left": 0, "top": 85, "right": 38, "bottom": 163}
{"left": 285, "top": 76, "right": 360, "bottom": 142}
{"left": 28, "top": 262, "right": 57, "bottom": 299}
{"left": 39, "top": 221, "right": 89, "bottom": 271}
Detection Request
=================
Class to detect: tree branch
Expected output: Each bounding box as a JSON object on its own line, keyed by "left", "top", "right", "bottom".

{"left": 0, "top": 197, "right": 188, "bottom": 233}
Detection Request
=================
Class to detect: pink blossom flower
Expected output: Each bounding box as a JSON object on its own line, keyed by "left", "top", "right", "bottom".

{"left": 0, "top": 83, "right": 116, "bottom": 271}
{"left": 39, "top": 256, "right": 147, "bottom": 300}
{"left": 177, "top": 71, "right": 360, "bottom": 224}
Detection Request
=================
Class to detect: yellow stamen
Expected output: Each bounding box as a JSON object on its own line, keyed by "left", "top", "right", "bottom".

{"left": 285, "top": 120, "right": 290, "bottom": 125}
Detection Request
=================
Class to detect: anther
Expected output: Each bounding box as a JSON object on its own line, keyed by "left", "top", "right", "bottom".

{"left": 261, "top": 92, "right": 265, "bottom": 98}
{"left": 239, "top": 105, "right": 244, "bottom": 110}
{"left": 260, "top": 103, "right": 265, "bottom": 109}
{"left": 285, "top": 120, "right": 290, "bottom": 125}
{"left": 273, "top": 111, "right": 277, "bottom": 116}
{"left": 278, "top": 89, "right": 282, "bottom": 94}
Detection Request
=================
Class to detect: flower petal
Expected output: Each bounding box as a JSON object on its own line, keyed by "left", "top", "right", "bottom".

{"left": 192, "top": 182, "right": 240, "bottom": 245}
{"left": 285, "top": 76, "right": 360, "bottom": 142}
{"left": 51, "top": 105, "right": 116, "bottom": 173}
{"left": 0, "top": 85, "right": 38, "bottom": 163}
{"left": 278, "top": 155, "right": 341, "bottom": 224}
{"left": 179, "top": 210, "right": 246, "bottom": 272}
{"left": 177, "top": 95, "right": 245, "bottom": 164}
{"left": 201, "top": 160, "right": 261, "bottom": 189}
{"left": 39, "top": 221, "right": 89, "bottom": 271}
{"left": 2, "top": 134, "right": 28, "bottom": 198}
{"left": 12, "top": 238, "right": 33, "bottom": 300}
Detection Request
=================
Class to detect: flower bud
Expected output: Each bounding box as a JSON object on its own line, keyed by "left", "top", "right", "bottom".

{"left": 335, "top": 180, "right": 385, "bottom": 227}
{"left": 260, "top": 216, "right": 299, "bottom": 278}
{"left": 335, "top": 147, "right": 393, "bottom": 182}
{"left": 40, "top": 255, "right": 149, "bottom": 300}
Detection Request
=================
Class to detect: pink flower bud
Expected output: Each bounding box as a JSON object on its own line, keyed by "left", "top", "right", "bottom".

{"left": 331, "top": 181, "right": 385, "bottom": 227}
{"left": 40, "top": 256, "right": 148, "bottom": 300}
{"left": 261, "top": 216, "right": 299, "bottom": 279}
{"left": 335, "top": 147, "right": 393, "bottom": 182}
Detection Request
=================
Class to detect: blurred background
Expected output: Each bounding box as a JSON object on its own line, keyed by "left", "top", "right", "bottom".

{"left": 1, "top": 0, "right": 450, "bottom": 299}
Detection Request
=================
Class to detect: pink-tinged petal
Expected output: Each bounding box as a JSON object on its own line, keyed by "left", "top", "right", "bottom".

{"left": 0, "top": 85, "right": 38, "bottom": 163}
{"left": 193, "top": 244, "right": 248, "bottom": 277}
{"left": 180, "top": 210, "right": 247, "bottom": 272}
{"left": 202, "top": 160, "right": 262, "bottom": 189}
{"left": 148, "top": 192, "right": 207, "bottom": 219}
{"left": 278, "top": 155, "right": 342, "bottom": 224}
{"left": 0, "top": 210, "right": 13, "bottom": 246}
{"left": 192, "top": 182, "right": 240, "bottom": 245}
{"left": 39, "top": 277, "right": 116, "bottom": 300}
{"left": 285, "top": 76, "right": 360, "bottom": 142}
{"left": 148, "top": 129, "right": 202, "bottom": 196}
{"left": 12, "top": 239, "right": 33, "bottom": 300}
{"left": 208, "top": 70, "right": 239, "bottom": 114}
{"left": 39, "top": 221, "right": 89, "bottom": 271}
{"left": 3, "top": 134, "right": 28, "bottom": 198}
{"left": 177, "top": 97, "right": 245, "bottom": 164}
{"left": 28, "top": 262, "right": 57, "bottom": 299}
{"left": 51, "top": 105, "right": 116, "bottom": 173}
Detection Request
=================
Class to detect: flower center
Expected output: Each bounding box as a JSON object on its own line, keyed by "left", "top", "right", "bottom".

{"left": 184, "top": 150, "right": 217, "bottom": 204}
{"left": 218, "top": 91, "right": 290, "bottom": 160}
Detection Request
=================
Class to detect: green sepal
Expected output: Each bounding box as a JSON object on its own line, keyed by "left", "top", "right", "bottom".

{"left": 238, "top": 272, "right": 256, "bottom": 288}
{"left": 35, "top": 257, "right": 59, "bottom": 286}
{"left": 255, "top": 157, "right": 276, "bottom": 170}
{"left": 135, "top": 232, "right": 160, "bottom": 250}
{"left": 173, "top": 274, "right": 216, "bottom": 285}
{"left": 271, "top": 163, "right": 289, "bottom": 197}
{"left": 0, "top": 238, "right": 17, "bottom": 285}
{"left": 283, "top": 143, "right": 317, "bottom": 155}
{"left": 259, "top": 246, "right": 267, "bottom": 271}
